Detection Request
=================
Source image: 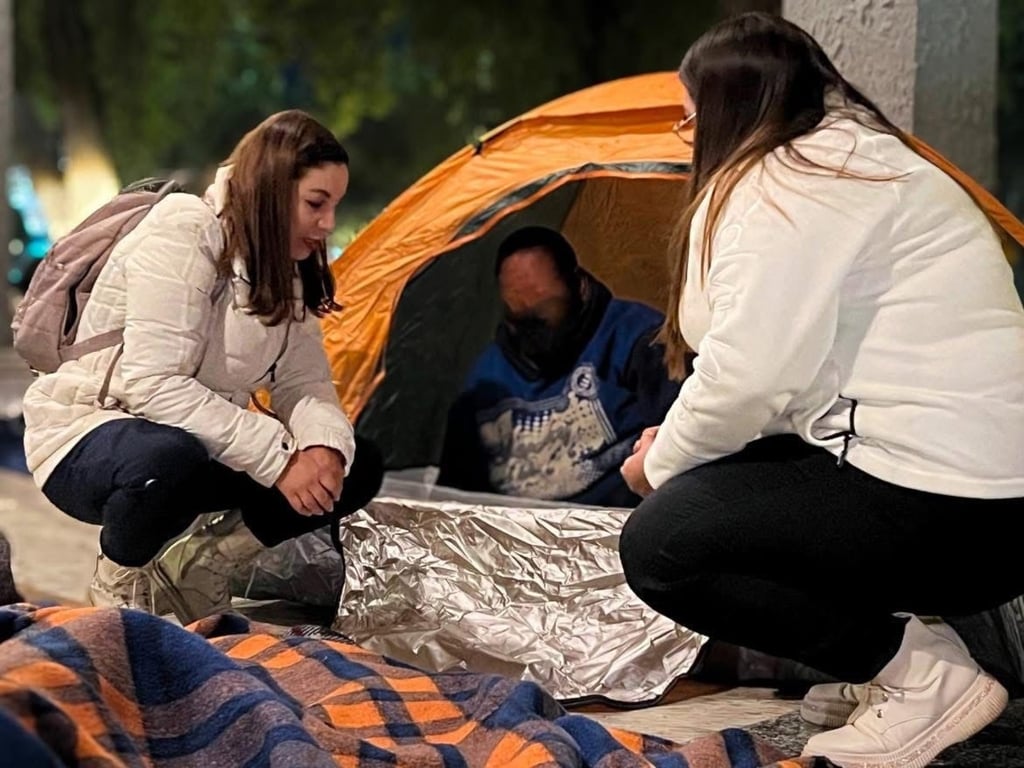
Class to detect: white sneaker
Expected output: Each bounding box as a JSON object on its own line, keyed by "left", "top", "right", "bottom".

{"left": 800, "top": 682, "right": 864, "bottom": 729}
{"left": 799, "top": 620, "right": 970, "bottom": 728}
{"left": 152, "top": 510, "right": 264, "bottom": 625}
{"left": 88, "top": 553, "right": 163, "bottom": 613}
{"left": 801, "top": 615, "right": 1007, "bottom": 768}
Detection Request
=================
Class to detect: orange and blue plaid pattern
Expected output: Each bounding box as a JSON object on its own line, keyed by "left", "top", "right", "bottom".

{"left": 0, "top": 604, "right": 830, "bottom": 767}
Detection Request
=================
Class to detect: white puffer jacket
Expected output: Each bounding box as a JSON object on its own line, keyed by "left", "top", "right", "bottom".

{"left": 22, "top": 168, "right": 356, "bottom": 489}
{"left": 644, "top": 117, "right": 1024, "bottom": 498}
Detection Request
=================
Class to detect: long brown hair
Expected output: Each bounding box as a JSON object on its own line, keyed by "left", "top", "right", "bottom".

{"left": 658, "top": 12, "right": 908, "bottom": 379}
{"left": 220, "top": 109, "right": 347, "bottom": 325}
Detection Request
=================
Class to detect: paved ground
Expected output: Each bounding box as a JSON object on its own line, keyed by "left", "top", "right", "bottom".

{"left": 0, "top": 468, "right": 96, "bottom": 603}
{"left": 0, "top": 347, "right": 96, "bottom": 602}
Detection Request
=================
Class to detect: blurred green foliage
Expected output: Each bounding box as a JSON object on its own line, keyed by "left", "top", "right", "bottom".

{"left": 13, "top": 0, "right": 723, "bottom": 221}
{"left": 14, "top": 0, "right": 1024, "bottom": 248}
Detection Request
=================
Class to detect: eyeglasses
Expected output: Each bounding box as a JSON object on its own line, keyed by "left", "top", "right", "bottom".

{"left": 672, "top": 111, "right": 697, "bottom": 141}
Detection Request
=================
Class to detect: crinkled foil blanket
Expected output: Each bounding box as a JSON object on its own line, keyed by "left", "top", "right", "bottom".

{"left": 237, "top": 491, "right": 705, "bottom": 705}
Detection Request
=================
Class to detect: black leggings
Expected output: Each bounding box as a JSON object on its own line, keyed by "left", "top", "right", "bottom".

{"left": 619, "top": 436, "right": 1024, "bottom": 683}
{"left": 42, "top": 419, "right": 383, "bottom": 567}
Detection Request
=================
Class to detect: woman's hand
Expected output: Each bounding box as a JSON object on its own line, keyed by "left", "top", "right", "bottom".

{"left": 621, "top": 427, "right": 658, "bottom": 498}
{"left": 275, "top": 446, "right": 345, "bottom": 516}
{"left": 633, "top": 426, "right": 659, "bottom": 453}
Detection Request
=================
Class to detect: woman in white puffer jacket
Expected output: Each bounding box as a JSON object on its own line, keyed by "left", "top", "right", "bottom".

{"left": 22, "top": 110, "right": 382, "bottom": 623}
{"left": 618, "top": 13, "right": 1024, "bottom": 768}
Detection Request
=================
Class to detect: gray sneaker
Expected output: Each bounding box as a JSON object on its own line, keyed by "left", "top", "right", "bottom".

{"left": 88, "top": 553, "right": 164, "bottom": 613}
{"left": 153, "top": 510, "right": 264, "bottom": 625}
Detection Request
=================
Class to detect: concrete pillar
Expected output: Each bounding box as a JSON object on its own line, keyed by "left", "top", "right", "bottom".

{"left": 915, "top": 2, "right": 998, "bottom": 192}
{"left": 783, "top": 0, "right": 998, "bottom": 191}
{"left": 0, "top": 0, "right": 12, "bottom": 346}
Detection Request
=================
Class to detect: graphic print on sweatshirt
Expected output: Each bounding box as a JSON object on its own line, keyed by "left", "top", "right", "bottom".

{"left": 477, "top": 364, "right": 633, "bottom": 499}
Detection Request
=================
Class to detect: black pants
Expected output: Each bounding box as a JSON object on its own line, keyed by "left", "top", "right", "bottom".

{"left": 42, "top": 419, "right": 384, "bottom": 567}
{"left": 619, "top": 435, "right": 1024, "bottom": 683}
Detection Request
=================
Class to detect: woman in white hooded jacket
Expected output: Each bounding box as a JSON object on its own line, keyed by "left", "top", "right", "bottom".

{"left": 618, "top": 13, "right": 1024, "bottom": 768}
{"left": 22, "top": 110, "right": 382, "bottom": 623}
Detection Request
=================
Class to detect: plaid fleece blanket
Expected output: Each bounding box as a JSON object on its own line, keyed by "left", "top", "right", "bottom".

{"left": 0, "top": 604, "right": 827, "bottom": 767}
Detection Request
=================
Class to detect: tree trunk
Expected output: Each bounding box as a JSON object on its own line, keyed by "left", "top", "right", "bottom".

{"left": 0, "top": 0, "right": 13, "bottom": 345}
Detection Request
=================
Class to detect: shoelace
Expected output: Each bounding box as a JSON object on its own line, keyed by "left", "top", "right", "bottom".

{"left": 861, "top": 683, "right": 905, "bottom": 719}
{"left": 109, "top": 562, "right": 153, "bottom": 611}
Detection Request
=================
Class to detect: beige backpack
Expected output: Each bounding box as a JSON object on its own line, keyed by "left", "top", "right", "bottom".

{"left": 11, "top": 178, "right": 185, "bottom": 373}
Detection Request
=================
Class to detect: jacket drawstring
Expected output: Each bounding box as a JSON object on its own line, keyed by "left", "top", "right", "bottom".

{"left": 820, "top": 397, "right": 859, "bottom": 469}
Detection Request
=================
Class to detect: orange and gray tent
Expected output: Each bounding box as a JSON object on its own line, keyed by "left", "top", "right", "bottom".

{"left": 323, "top": 72, "right": 694, "bottom": 468}
{"left": 321, "top": 70, "right": 1024, "bottom": 469}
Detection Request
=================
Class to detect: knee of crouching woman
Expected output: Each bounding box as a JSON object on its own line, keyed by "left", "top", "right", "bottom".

{"left": 618, "top": 499, "right": 668, "bottom": 602}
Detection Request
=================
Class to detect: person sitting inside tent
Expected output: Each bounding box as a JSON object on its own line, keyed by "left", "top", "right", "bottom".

{"left": 437, "top": 226, "right": 683, "bottom": 507}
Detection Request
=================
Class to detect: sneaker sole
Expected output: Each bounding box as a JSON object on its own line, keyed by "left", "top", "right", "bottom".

{"left": 814, "top": 672, "right": 1008, "bottom": 768}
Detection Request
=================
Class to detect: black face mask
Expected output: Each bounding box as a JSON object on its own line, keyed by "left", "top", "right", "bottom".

{"left": 496, "top": 272, "right": 612, "bottom": 381}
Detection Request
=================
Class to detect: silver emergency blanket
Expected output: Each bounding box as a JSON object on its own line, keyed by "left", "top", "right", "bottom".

{"left": 236, "top": 472, "right": 706, "bottom": 704}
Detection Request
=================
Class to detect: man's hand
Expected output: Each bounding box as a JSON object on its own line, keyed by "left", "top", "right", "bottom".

{"left": 275, "top": 446, "right": 346, "bottom": 516}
